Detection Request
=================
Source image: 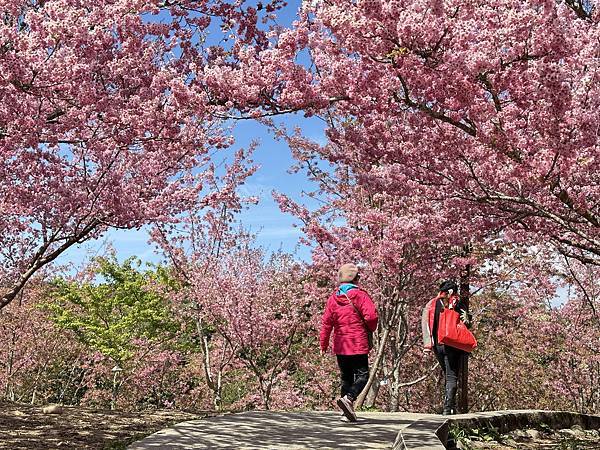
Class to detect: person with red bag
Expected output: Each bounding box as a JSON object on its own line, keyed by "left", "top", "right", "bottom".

{"left": 422, "top": 280, "right": 472, "bottom": 415}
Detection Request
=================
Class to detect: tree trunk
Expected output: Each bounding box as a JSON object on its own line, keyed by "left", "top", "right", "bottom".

{"left": 355, "top": 326, "right": 391, "bottom": 409}
{"left": 458, "top": 246, "right": 471, "bottom": 413}
{"left": 0, "top": 220, "right": 101, "bottom": 310}
{"left": 110, "top": 370, "right": 119, "bottom": 410}
{"left": 197, "top": 317, "right": 222, "bottom": 410}
{"left": 389, "top": 360, "right": 402, "bottom": 412}
{"left": 364, "top": 378, "right": 380, "bottom": 408}
{"left": 215, "top": 370, "right": 223, "bottom": 410}
{"left": 6, "top": 324, "right": 17, "bottom": 402}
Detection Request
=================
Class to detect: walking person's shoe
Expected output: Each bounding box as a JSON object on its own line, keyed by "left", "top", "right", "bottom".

{"left": 443, "top": 389, "right": 457, "bottom": 415}
{"left": 336, "top": 395, "right": 357, "bottom": 422}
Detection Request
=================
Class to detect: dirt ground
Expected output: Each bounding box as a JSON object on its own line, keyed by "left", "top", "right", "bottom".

{"left": 0, "top": 401, "right": 206, "bottom": 449}
{"left": 456, "top": 425, "right": 600, "bottom": 449}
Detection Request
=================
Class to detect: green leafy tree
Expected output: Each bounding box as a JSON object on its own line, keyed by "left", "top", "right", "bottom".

{"left": 44, "top": 256, "right": 180, "bottom": 408}
{"left": 46, "top": 256, "right": 179, "bottom": 366}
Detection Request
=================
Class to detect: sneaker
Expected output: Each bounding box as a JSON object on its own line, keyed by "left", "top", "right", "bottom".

{"left": 340, "top": 412, "right": 350, "bottom": 422}
{"left": 336, "top": 395, "right": 357, "bottom": 422}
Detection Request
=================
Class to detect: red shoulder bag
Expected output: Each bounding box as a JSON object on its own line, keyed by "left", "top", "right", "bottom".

{"left": 437, "top": 304, "right": 477, "bottom": 353}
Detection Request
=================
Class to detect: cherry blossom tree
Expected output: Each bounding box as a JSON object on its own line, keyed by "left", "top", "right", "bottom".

{"left": 0, "top": 0, "right": 276, "bottom": 309}
{"left": 0, "top": 282, "right": 87, "bottom": 405}
{"left": 551, "top": 258, "right": 600, "bottom": 413}
{"left": 154, "top": 204, "right": 318, "bottom": 409}
{"left": 207, "top": 0, "right": 600, "bottom": 265}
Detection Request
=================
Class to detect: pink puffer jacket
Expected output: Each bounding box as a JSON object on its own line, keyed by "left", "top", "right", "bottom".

{"left": 320, "top": 287, "right": 378, "bottom": 355}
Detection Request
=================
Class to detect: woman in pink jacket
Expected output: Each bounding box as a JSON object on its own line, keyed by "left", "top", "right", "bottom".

{"left": 320, "top": 263, "right": 378, "bottom": 422}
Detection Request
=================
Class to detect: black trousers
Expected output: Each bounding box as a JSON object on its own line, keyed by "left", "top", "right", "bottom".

{"left": 434, "top": 344, "right": 463, "bottom": 410}
{"left": 336, "top": 354, "right": 369, "bottom": 401}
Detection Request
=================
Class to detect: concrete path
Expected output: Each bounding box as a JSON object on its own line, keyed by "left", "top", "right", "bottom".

{"left": 128, "top": 411, "right": 440, "bottom": 449}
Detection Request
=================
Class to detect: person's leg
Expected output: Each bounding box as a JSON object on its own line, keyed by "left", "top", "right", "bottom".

{"left": 434, "top": 345, "right": 446, "bottom": 372}
{"left": 434, "top": 345, "right": 448, "bottom": 413}
{"left": 443, "top": 346, "right": 462, "bottom": 414}
{"left": 347, "top": 354, "right": 369, "bottom": 401}
{"left": 336, "top": 355, "right": 353, "bottom": 399}
{"left": 336, "top": 354, "right": 358, "bottom": 422}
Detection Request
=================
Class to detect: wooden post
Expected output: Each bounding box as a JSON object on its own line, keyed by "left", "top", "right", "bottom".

{"left": 458, "top": 245, "right": 471, "bottom": 413}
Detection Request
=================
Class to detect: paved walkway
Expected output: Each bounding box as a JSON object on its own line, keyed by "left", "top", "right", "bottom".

{"left": 128, "top": 411, "right": 440, "bottom": 449}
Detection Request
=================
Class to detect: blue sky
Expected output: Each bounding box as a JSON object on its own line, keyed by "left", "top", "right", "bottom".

{"left": 58, "top": 114, "right": 327, "bottom": 271}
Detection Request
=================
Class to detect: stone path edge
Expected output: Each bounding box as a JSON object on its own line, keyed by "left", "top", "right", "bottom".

{"left": 394, "top": 410, "right": 600, "bottom": 450}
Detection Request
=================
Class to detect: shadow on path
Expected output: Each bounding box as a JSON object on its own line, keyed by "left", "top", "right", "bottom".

{"left": 129, "top": 411, "right": 426, "bottom": 449}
